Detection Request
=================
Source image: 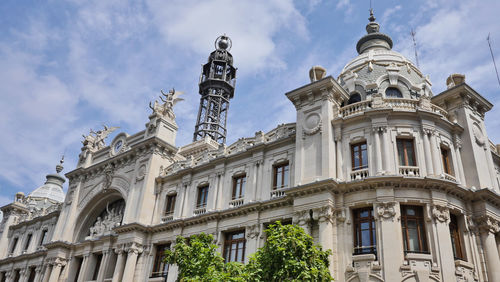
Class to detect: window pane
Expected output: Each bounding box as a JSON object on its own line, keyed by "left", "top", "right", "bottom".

{"left": 283, "top": 165, "right": 289, "bottom": 187}
{"left": 360, "top": 210, "right": 369, "bottom": 218}
{"left": 408, "top": 228, "right": 419, "bottom": 251}
{"left": 361, "top": 230, "right": 370, "bottom": 245}
{"left": 406, "top": 142, "right": 415, "bottom": 166}
{"left": 397, "top": 140, "right": 405, "bottom": 165}
{"left": 361, "top": 147, "right": 368, "bottom": 168}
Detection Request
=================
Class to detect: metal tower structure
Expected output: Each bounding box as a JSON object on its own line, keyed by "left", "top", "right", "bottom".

{"left": 193, "top": 35, "right": 237, "bottom": 144}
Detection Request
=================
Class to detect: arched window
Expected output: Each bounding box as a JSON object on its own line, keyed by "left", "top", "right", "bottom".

{"left": 385, "top": 87, "right": 403, "bottom": 98}
{"left": 347, "top": 93, "right": 361, "bottom": 104}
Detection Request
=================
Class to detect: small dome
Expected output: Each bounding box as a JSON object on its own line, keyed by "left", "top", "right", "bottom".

{"left": 28, "top": 181, "right": 65, "bottom": 203}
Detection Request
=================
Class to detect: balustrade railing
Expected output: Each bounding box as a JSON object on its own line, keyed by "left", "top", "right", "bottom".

{"left": 385, "top": 98, "right": 419, "bottom": 111}
{"left": 193, "top": 207, "right": 206, "bottom": 216}
{"left": 350, "top": 168, "right": 369, "bottom": 180}
{"left": 443, "top": 173, "right": 456, "bottom": 182}
{"left": 270, "top": 188, "right": 286, "bottom": 199}
{"left": 340, "top": 100, "right": 372, "bottom": 118}
{"left": 399, "top": 166, "right": 420, "bottom": 177}
{"left": 229, "top": 198, "right": 244, "bottom": 208}
{"left": 161, "top": 214, "right": 174, "bottom": 222}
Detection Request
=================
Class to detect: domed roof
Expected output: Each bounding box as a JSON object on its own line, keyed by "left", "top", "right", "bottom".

{"left": 338, "top": 10, "right": 431, "bottom": 97}
{"left": 27, "top": 158, "right": 66, "bottom": 203}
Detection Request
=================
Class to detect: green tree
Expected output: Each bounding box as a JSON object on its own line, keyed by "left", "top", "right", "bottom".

{"left": 164, "top": 222, "right": 332, "bottom": 281}
{"left": 245, "top": 221, "right": 333, "bottom": 281}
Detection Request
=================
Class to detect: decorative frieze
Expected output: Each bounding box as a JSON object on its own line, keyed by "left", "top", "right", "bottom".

{"left": 246, "top": 224, "right": 260, "bottom": 239}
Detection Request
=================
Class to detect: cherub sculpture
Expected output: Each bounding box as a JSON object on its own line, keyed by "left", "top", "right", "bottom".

{"left": 81, "top": 124, "right": 119, "bottom": 151}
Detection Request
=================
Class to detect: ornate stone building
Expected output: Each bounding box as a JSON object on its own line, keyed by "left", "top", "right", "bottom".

{"left": 1, "top": 11, "right": 500, "bottom": 282}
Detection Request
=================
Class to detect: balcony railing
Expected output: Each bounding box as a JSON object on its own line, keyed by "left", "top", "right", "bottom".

{"left": 385, "top": 98, "right": 419, "bottom": 111}
{"left": 443, "top": 173, "right": 456, "bottom": 182}
{"left": 340, "top": 100, "right": 372, "bottom": 118}
{"left": 350, "top": 168, "right": 369, "bottom": 180}
{"left": 229, "top": 198, "right": 244, "bottom": 208}
{"left": 161, "top": 214, "right": 174, "bottom": 223}
{"left": 399, "top": 166, "right": 420, "bottom": 177}
{"left": 193, "top": 207, "right": 206, "bottom": 216}
{"left": 270, "top": 188, "right": 286, "bottom": 199}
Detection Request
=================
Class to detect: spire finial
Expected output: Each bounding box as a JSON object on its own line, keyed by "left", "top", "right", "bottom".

{"left": 56, "top": 155, "right": 64, "bottom": 174}
{"left": 369, "top": 8, "right": 376, "bottom": 22}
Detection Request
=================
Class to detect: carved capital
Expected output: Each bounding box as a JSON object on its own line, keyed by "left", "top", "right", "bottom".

{"left": 376, "top": 202, "right": 397, "bottom": 221}
{"left": 313, "top": 206, "right": 334, "bottom": 223}
{"left": 293, "top": 210, "right": 311, "bottom": 226}
{"left": 125, "top": 242, "right": 143, "bottom": 255}
{"left": 431, "top": 204, "right": 449, "bottom": 223}
{"left": 246, "top": 224, "right": 260, "bottom": 239}
{"left": 334, "top": 208, "right": 346, "bottom": 225}
{"left": 476, "top": 216, "right": 500, "bottom": 234}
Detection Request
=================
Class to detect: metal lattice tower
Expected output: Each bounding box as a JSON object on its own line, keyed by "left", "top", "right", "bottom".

{"left": 193, "top": 35, "right": 237, "bottom": 144}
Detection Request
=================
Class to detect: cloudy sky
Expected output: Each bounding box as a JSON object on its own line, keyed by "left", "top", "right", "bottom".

{"left": 1, "top": 0, "right": 500, "bottom": 210}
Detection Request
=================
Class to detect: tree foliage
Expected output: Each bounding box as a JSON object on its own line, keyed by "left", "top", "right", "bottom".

{"left": 164, "top": 222, "right": 333, "bottom": 281}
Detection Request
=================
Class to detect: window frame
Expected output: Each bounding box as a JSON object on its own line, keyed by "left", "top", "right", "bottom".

{"left": 385, "top": 87, "right": 403, "bottom": 98}
{"left": 400, "top": 205, "right": 429, "bottom": 254}
{"left": 351, "top": 142, "right": 368, "bottom": 171}
{"left": 273, "top": 161, "right": 290, "bottom": 190}
{"left": 23, "top": 233, "right": 32, "bottom": 251}
{"left": 165, "top": 194, "right": 177, "bottom": 215}
{"left": 232, "top": 174, "right": 246, "bottom": 200}
{"left": 397, "top": 138, "right": 417, "bottom": 166}
{"left": 353, "top": 207, "right": 377, "bottom": 256}
{"left": 151, "top": 244, "right": 170, "bottom": 278}
{"left": 449, "top": 214, "right": 465, "bottom": 260}
{"left": 196, "top": 185, "right": 209, "bottom": 208}
{"left": 441, "top": 146, "right": 453, "bottom": 175}
{"left": 38, "top": 229, "right": 48, "bottom": 246}
{"left": 223, "top": 230, "right": 246, "bottom": 263}
{"left": 10, "top": 237, "right": 18, "bottom": 254}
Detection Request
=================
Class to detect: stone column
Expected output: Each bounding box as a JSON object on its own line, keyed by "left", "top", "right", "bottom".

{"left": 96, "top": 250, "right": 111, "bottom": 282}
{"left": 41, "top": 265, "right": 51, "bottom": 282}
{"left": 478, "top": 216, "right": 500, "bottom": 282}
{"left": 430, "top": 204, "right": 455, "bottom": 282}
{"left": 112, "top": 249, "right": 126, "bottom": 282}
{"left": 122, "top": 243, "right": 143, "bottom": 282}
{"left": 313, "top": 206, "right": 335, "bottom": 276}
{"left": 18, "top": 269, "right": 27, "bottom": 282}
{"left": 33, "top": 265, "right": 43, "bottom": 282}
{"left": 422, "top": 129, "right": 434, "bottom": 176}
{"left": 245, "top": 224, "right": 260, "bottom": 263}
{"left": 76, "top": 255, "right": 90, "bottom": 282}
{"left": 373, "top": 127, "right": 383, "bottom": 175}
{"left": 293, "top": 210, "right": 311, "bottom": 235}
{"left": 335, "top": 136, "right": 343, "bottom": 180}
{"left": 453, "top": 136, "right": 466, "bottom": 185}
{"left": 48, "top": 259, "right": 66, "bottom": 282}
{"left": 381, "top": 126, "right": 391, "bottom": 174}
{"left": 429, "top": 131, "right": 442, "bottom": 176}
{"left": 375, "top": 202, "right": 403, "bottom": 281}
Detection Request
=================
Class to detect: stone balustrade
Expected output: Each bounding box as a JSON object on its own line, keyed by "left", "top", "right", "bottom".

{"left": 229, "top": 198, "right": 244, "bottom": 208}
{"left": 399, "top": 166, "right": 420, "bottom": 177}
{"left": 193, "top": 207, "right": 206, "bottom": 216}
{"left": 350, "top": 168, "right": 369, "bottom": 180}
{"left": 270, "top": 188, "right": 286, "bottom": 199}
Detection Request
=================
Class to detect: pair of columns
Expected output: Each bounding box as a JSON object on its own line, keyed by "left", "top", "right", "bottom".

{"left": 372, "top": 126, "right": 391, "bottom": 175}
{"left": 112, "top": 243, "right": 142, "bottom": 282}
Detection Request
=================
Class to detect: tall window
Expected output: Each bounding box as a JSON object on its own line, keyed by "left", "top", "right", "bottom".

{"left": 351, "top": 142, "right": 368, "bottom": 170}
{"left": 197, "top": 185, "right": 209, "bottom": 208}
{"left": 397, "top": 139, "right": 416, "bottom": 166}
{"left": 39, "top": 229, "right": 48, "bottom": 246}
{"left": 27, "top": 267, "right": 36, "bottom": 282}
{"left": 23, "top": 234, "right": 32, "bottom": 251}
{"left": 441, "top": 147, "right": 453, "bottom": 175}
{"left": 401, "top": 205, "right": 428, "bottom": 254}
{"left": 151, "top": 244, "right": 170, "bottom": 278}
{"left": 10, "top": 237, "right": 18, "bottom": 254}
{"left": 223, "top": 231, "right": 246, "bottom": 263}
{"left": 232, "top": 175, "right": 246, "bottom": 199}
{"left": 449, "top": 214, "right": 465, "bottom": 260}
{"left": 92, "top": 253, "right": 103, "bottom": 281}
{"left": 165, "top": 194, "right": 177, "bottom": 215}
{"left": 273, "top": 162, "right": 289, "bottom": 189}
{"left": 353, "top": 208, "right": 376, "bottom": 255}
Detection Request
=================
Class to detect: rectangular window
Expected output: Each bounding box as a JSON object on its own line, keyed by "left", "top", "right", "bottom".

{"left": 351, "top": 142, "right": 368, "bottom": 170}
{"left": 151, "top": 244, "right": 170, "bottom": 278}
{"left": 165, "top": 194, "right": 177, "bottom": 215}
{"left": 449, "top": 214, "right": 465, "bottom": 260}
{"left": 397, "top": 139, "right": 416, "bottom": 166}
{"left": 353, "top": 208, "right": 376, "bottom": 255}
{"left": 401, "top": 205, "right": 428, "bottom": 254}
{"left": 10, "top": 237, "right": 18, "bottom": 254}
{"left": 197, "top": 185, "right": 209, "bottom": 208}
{"left": 39, "top": 229, "right": 48, "bottom": 246}
{"left": 273, "top": 162, "right": 289, "bottom": 189}
{"left": 24, "top": 234, "right": 32, "bottom": 251}
{"left": 232, "top": 175, "right": 246, "bottom": 199}
{"left": 27, "top": 267, "right": 36, "bottom": 282}
{"left": 441, "top": 147, "right": 453, "bottom": 175}
{"left": 223, "top": 231, "right": 246, "bottom": 263}
{"left": 92, "top": 253, "right": 103, "bottom": 281}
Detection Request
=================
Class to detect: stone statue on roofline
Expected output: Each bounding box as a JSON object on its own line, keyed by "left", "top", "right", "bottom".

{"left": 149, "top": 88, "right": 184, "bottom": 120}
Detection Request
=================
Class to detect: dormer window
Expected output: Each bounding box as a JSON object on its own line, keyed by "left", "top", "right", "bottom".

{"left": 385, "top": 87, "right": 403, "bottom": 98}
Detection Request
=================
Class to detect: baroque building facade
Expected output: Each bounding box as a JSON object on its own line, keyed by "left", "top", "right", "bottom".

{"left": 1, "top": 12, "right": 500, "bottom": 282}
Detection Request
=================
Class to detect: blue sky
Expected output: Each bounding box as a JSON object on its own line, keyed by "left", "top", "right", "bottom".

{"left": 1, "top": 0, "right": 500, "bottom": 211}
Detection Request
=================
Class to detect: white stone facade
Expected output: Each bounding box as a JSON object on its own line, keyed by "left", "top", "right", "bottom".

{"left": 1, "top": 13, "right": 500, "bottom": 282}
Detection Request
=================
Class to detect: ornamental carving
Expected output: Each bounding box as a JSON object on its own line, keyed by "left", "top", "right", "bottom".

{"left": 86, "top": 200, "right": 125, "bottom": 240}
{"left": 431, "top": 204, "right": 449, "bottom": 223}
{"left": 313, "top": 206, "right": 334, "bottom": 223}
{"left": 103, "top": 163, "right": 115, "bottom": 190}
{"left": 334, "top": 208, "right": 346, "bottom": 225}
{"left": 293, "top": 210, "right": 311, "bottom": 226}
{"left": 472, "top": 123, "right": 485, "bottom": 146}
{"left": 475, "top": 215, "right": 500, "bottom": 234}
{"left": 376, "top": 202, "right": 397, "bottom": 221}
{"left": 246, "top": 224, "right": 260, "bottom": 239}
{"left": 302, "top": 112, "right": 322, "bottom": 137}
{"left": 149, "top": 89, "right": 184, "bottom": 121}
{"left": 135, "top": 164, "right": 147, "bottom": 183}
